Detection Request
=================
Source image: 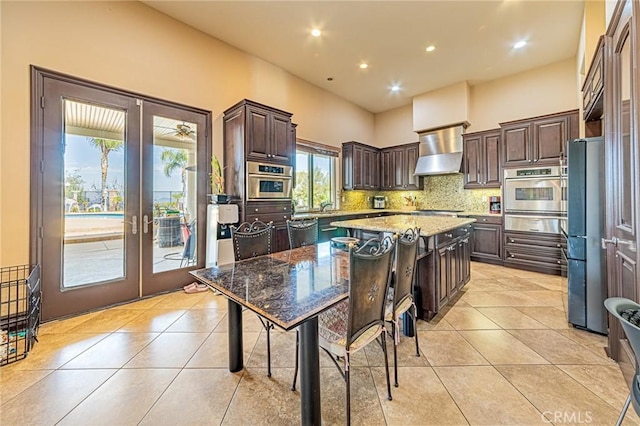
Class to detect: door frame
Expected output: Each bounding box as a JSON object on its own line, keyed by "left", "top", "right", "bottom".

{"left": 603, "top": 0, "right": 638, "bottom": 363}
{"left": 31, "top": 66, "right": 212, "bottom": 319}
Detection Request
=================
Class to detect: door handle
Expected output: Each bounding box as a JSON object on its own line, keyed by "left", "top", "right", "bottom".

{"left": 602, "top": 236, "right": 637, "bottom": 251}
{"left": 124, "top": 215, "right": 138, "bottom": 235}
{"left": 143, "top": 215, "right": 153, "bottom": 234}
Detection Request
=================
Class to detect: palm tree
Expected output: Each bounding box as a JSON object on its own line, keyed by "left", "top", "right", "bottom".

{"left": 161, "top": 149, "right": 189, "bottom": 209}
{"left": 88, "top": 138, "right": 123, "bottom": 211}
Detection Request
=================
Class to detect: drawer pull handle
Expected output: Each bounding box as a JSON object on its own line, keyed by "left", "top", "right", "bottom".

{"left": 557, "top": 260, "right": 562, "bottom": 264}
{"left": 482, "top": 218, "right": 487, "bottom": 222}
{"left": 445, "top": 233, "right": 453, "bottom": 238}
{"left": 510, "top": 254, "right": 515, "bottom": 258}
{"left": 321, "top": 227, "right": 338, "bottom": 232}
{"left": 509, "top": 238, "right": 514, "bottom": 243}
{"left": 255, "top": 208, "right": 259, "bottom": 212}
{"left": 556, "top": 243, "right": 561, "bottom": 248}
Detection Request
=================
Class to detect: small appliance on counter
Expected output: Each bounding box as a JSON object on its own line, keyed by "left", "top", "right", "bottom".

{"left": 489, "top": 196, "right": 501, "bottom": 214}
{"left": 373, "top": 196, "right": 386, "bottom": 209}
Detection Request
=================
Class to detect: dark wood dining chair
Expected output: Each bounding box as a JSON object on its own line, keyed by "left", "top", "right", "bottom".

{"left": 230, "top": 220, "right": 273, "bottom": 261}
{"left": 286, "top": 218, "right": 318, "bottom": 249}
{"left": 292, "top": 235, "right": 396, "bottom": 425}
{"left": 230, "top": 220, "right": 275, "bottom": 376}
{"left": 386, "top": 227, "right": 421, "bottom": 387}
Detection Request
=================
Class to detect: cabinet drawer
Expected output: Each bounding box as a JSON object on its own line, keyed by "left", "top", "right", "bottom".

{"left": 248, "top": 213, "right": 291, "bottom": 225}
{"left": 470, "top": 215, "right": 502, "bottom": 225}
{"left": 504, "top": 248, "right": 564, "bottom": 267}
{"left": 245, "top": 201, "right": 292, "bottom": 215}
{"left": 504, "top": 232, "right": 564, "bottom": 249}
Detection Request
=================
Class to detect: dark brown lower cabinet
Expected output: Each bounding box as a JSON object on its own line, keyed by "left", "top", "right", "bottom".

{"left": 416, "top": 225, "right": 471, "bottom": 320}
{"left": 469, "top": 215, "right": 503, "bottom": 265}
{"left": 317, "top": 217, "right": 347, "bottom": 243}
{"left": 503, "top": 231, "right": 565, "bottom": 275}
{"left": 243, "top": 201, "right": 292, "bottom": 252}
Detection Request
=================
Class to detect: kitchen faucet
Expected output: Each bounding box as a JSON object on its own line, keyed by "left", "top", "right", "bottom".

{"left": 320, "top": 202, "right": 333, "bottom": 212}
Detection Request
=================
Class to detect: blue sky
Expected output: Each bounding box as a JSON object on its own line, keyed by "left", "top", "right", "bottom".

{"left": 65, "top": 134, "right": 183, "bottom": 192}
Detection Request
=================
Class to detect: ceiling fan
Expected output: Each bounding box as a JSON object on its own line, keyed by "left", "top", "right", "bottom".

{"left": 174, "top": 123, "right": 195, "bottom": 139}
{"left": 156, "top": 122, "right": 196, "bottom": 140}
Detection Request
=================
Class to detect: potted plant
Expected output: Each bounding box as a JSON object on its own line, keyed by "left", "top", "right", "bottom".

{"left": 209, "top": 154, "right": 228, "bottom": 204}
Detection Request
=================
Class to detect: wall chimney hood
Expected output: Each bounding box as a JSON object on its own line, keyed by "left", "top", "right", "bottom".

{"left": 414, "top": 122, "right": 469, "bottom": 176}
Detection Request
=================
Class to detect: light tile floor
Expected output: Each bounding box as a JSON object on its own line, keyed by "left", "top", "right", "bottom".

{"left": 1, "top": 262, "right": 638, "bottom": 425}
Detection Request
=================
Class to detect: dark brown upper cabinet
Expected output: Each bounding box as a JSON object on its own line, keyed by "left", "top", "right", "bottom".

{"left": 463, "top": 129, "right": 501, "bottom": 188}
{"left": 583, "top": 36, "right": 605, "bottom": 122}
{"left": 227, "top": 99, "right": 294, "bottom": 166}
{"left": 380, "top": 142, "right": 423, "bottom": 191}
{"left": 501, "top": 110, "right": 579, "bottom": 167}
{"left": 342, "top": 141, "right": 380, "bottom": 190}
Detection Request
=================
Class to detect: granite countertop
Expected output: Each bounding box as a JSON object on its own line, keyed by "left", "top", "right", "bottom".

{"left": 292, "top": 209, "right": 501, "bottom": 219}
{"left": 330, "top": 214, "right": 476, "bottom": 237}
{"left": 292, "top": 208, "right": 412, "bottom": 219}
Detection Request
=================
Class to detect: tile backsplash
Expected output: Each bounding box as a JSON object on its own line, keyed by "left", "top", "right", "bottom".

{"left": 341, "top": 174, "right": 501, "bottom": 213}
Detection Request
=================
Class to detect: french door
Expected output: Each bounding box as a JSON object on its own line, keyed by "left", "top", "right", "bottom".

{"left": 32, "top": 69, "right": 210, "bottom": 320}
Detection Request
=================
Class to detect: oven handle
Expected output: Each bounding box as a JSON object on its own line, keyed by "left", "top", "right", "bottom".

{"left": 247, "top": 173, "right": 293, "bottom": 180}
{"left": 504, "top": 177, "right": 561, "bottom": 182}
{"left": 505, "top": 214, "right": 564, "bottom": 220}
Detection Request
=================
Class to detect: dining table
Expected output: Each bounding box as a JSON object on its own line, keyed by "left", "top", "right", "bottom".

{"left": 190, "top": 242, "right": 350, "bottom": 426}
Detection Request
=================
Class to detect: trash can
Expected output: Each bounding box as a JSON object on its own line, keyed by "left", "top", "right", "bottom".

{"left": 157, "top": 217, "right": 181, "bottom": 248}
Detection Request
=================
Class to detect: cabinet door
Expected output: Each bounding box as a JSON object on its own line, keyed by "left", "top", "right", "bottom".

{"left": 484, "top": 132, "right": 502, "bottom": 187}
{"left": 392, "top": 148, "right": 404, "bottom": 189}
{"left": 502, "top": 124, "right": 531, "bottom": 166}
{"left": 342, "top": 145, "right": 354, "bottom": 190}
{"left": 461, "top": 236, "right": 471, "bottom": 285}
{"left": 246, "top": 106, "right": 271, "bottom": 161}
{"left": 362, "top": 148, "right": 379, "bottom": 189}
{"left": 380, "top": 150, "right": 393, "bottom": 190}
{"left": 448, "top": 244, "right": 458, "bottom": 298}
{"left": 270, "top": 114, "right": 292, "bottom": 164}
{"left": 471, "top": 224, "right": 502, "bottom": 261}
{"left": 353, "top": 145, "right": 364, "bottom": 188}
{"left": 404, "top": 143, "right": 423, "bottom": 190}
{"left": 532, "top": 116, "right": 567, "bottom": 165}
{"left": 438, "top": 247, "right": 449, "bottom": 306}
{"left": 463, "top": 135, "right": 482, "bottom": 188}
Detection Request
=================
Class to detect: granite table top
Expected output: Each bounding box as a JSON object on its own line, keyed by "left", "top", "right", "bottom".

{"left": 190, "top": 243, "right": 349, "bottom": 331}
{"left": 330, "top": 214, "right": 476, "bottom": 237}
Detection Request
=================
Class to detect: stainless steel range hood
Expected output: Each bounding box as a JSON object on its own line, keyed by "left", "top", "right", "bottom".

{"left": 414, "top": 123, "right": 469, "bottom": 176}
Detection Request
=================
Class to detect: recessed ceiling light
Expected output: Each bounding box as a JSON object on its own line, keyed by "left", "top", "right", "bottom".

{"left": 311, "top": 28, "right": 321, "bottom": 37}
{"left": 513, "top": 40, "right": 527, "bottom": 49}
{"left": 425, "top": 45, "right": 436, "bottom": 52}
{"left": 391, "top": 85, "right": 401, "bottom": 92}
{"left": 359, "top": 63, "right": 368, "bottom": 69}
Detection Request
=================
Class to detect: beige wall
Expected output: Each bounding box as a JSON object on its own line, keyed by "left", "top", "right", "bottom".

{"left": 0, "top": 1, "right": 374, "bottom": 264}
{"left": 468, "top": 58, "right": 578, "bottom": 132}
{"left": 373, "top": 58, "right": 579, "bottom": 140}
{"left": 412, "top": 82, "right": 470, "bottom": 131}
{"left": 373, "top": 105, "right": 416, "bottom": 148}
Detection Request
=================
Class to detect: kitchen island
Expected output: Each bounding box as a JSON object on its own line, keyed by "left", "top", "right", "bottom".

{"left": 330, "top": 215, "right": 476, "bottom": 320}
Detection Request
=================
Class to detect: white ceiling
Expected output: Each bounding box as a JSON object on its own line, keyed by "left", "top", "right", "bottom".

{"left": 143, "top": 0, "right": 585, "bottom": 114}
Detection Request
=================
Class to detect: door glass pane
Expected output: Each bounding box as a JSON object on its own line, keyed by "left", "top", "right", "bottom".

{"left": 312, "top": 154, "right": 332, "bottom": 209}
{"left": 293, "top": 152, "right": 310, "bottom": 211}
{"left": 152, "top": 116, "right": 198, "bottom": 273}
{"left": 63, "top": 100, "right": 126, "bottom": 288}
{"left": 620, "top": 35, "right": 633, "bottom": 226}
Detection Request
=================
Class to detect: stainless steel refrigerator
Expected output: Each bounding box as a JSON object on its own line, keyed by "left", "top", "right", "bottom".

{"left": 564, "top": 137, "right": 607, "bottom": 334}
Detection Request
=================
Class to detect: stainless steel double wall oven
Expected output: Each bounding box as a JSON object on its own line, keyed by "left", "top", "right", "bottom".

{"left": 503, "top": 166, "right": 564, "bottom": 234}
